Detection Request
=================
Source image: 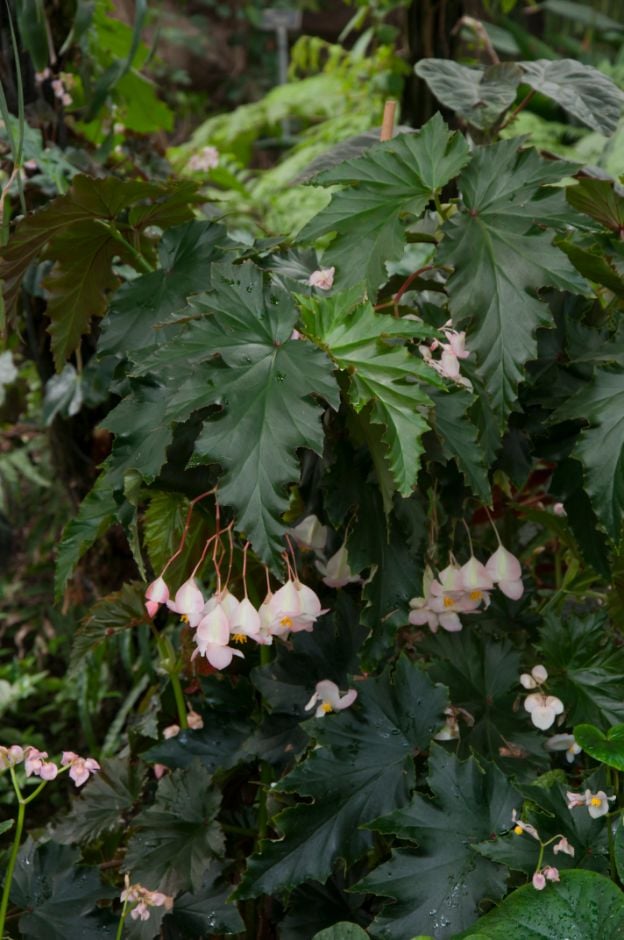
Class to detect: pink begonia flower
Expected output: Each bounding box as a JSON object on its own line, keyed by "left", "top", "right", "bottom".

{"left": 430, "top": 563, "right": 465, "bottom": 598}
{"left": 566, "top": 790, "right": 588, "bottom": 810}
{"left": 187, "top": 710, "right": 204, "bottom": 730}
{"left": 39, "top": 762, "right": 59, "bottom": 781}
{"left": 553, "top": 502, "right": 567, "bottom": 517}
{"left": 409, "top": 593, "right": 462, "bottom": 634}
{"left": 145, "top": 576, "right": 170, "bottom": 618}
{"left": 524, "top": 692, "right": 564, "bottom": 730}
{"left": 485, "top": 545, "right": 524, "bottom": 600}
{"left": 230, "top": 597, "right": 262, "bottom": 641}
{"left": 0, "top": 745, "right": 24, "bottom": 769}
{"left": 316, "top": 543, "right": 361, "bottom": 589}
{"left": 444, "top": 329, "right": 470, "bottom": 360}
{"left": 543, "top": 865, "right": 560, "bottom": 883}
{"left": 460, "top": 556, "right": 494, "bottom": 592}
{"left": 121, "top": 876, "right": 173, "bottom": 921}
{"left": 188, "top": 146, "right": 219, "bottom": 172}
{"left": 511, "top": 808, "right": 540, "bottom": 841}
{"left": 24, "top": 747, "right": 50, "bottom": 777}
{"left": 194, "top": 603, "right": 244, "bottom": 670}
{"left": 61, "top": 752, "right": 100, "bottom": 787}
{"left": 287, "top": 514, "right": 328, "bottom": 554}
{"left": 167, "top": 578, "right": 205, "bottom": 621}
{"left": 290, "top": 329, "right": 302, "bottom": 340}
{"left": 532, "top": 871, "right": 546, "bottom": 890}
{"left": 545, "top": 733, "right": 582, "bottom": 763}
{"left": 553, "top": 836, "right": 575, "bottom": 857}
{"left": 567, "top": 789, "right": 615, "bottom": 819}
{"left": 305, "top": 679, "right": 357, "bottom": 718}
{"left": 308, "top": 267, "right": 335, "bottom": 290}
{"left": 153, "top": 763, "right": 168, "bottom": 780}
{"left": 163, "top": 724, "right": 180, "bottom": 739}
{"left": 520, "top": 664, "right": 548, "bottom": 690}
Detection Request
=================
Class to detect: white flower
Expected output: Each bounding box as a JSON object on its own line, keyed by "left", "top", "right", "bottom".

{"left": 316, "top": 544, "right": 361, "bottom": 589}
{"left": 460, "top": 556, "right": 494, "bottom": 592}
{"left": 194, "top": 604, "right": 244, "bottom": 670}
{"left": 553, "top": 836, "right": 575, "bottom": 857}
{"left": 305, "top": 679, "right": 357, "bottom": 718}
{"left": 524, "top": 692, "right": 564, "bottom": 730}
{"left": 166, "top": 578, "right": 205, "bottom": 622}
{"left": 520, "top": 664, "right": 548, "bottom": 690}
{"left": 287, "top": 514, "right": 328, "bottom": 553}
{"left": 187, "top": 709, "right": 204, "bottom": 730}
{"left": 308, "top": 267, "right": 335, "bottom": 290}
{"left": 511, "top": 808, "right": 540, "bottom": 840}
{"left": 567, "top": 788, "right": 615, "bottom": 818}
{"left": 485, "top": 545, "right": 524, "bottom": 599}
{"left": 545, "top": 733, "right": 581, "bottom": 763}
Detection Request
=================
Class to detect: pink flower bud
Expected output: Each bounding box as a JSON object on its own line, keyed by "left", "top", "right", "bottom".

{"left": 532, "top": 871, "right": 546, "bottom": 890}
{"left": 308, "top": 267, "right": 335, "bottom": 290}
{"left": 543, "top": 865, "right": 559, "bottom": 882}
{"left": 40, "top": 762, "right": 59, "bottom": 781}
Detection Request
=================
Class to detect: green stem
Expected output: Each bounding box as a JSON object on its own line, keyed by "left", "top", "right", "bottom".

{"left": 433, "top": 192, "right": 449, "bottom": 223}
{"left": 115, "top": 899, "right": 129, "bottom": 940}
{"left": 0, "top": 779, "right": 25, "bottom": 937}
{"left": 98, "top": 220, "right": 154, "bottom": 274}
{"left": 170, "top": 671, "right": 188, "bottom": 730}
{"left": 222, "top": 823, "right": 256, "bottom": 837}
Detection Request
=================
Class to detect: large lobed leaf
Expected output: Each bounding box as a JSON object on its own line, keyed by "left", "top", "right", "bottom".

{"left": 439, "top": 139, "right": 587, "bottom": 426}
{"left": 300, "top": 113, "right": 470, "bottom": 293}
{"left": 359, "top": 747, "right": 520, "bottom": 940}
{"left": 234, "top": 657, "right": 448, "bottom": 899}
{"left": 54, "top": 757, "right": 147, "bottom": 844}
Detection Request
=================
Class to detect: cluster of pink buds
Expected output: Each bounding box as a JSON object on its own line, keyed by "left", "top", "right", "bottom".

{"left": 510, "top": 810, "right": 574, "bottom": 890}
{"left": 34, "top": 68, "right": 73, "bottom": 106}
{"left": 120, "top": 875, "right": 173, "bottom": 922}
{"left": 419, "top": 322, "right": 471, "bottom": 387}
{"left": 0, "top": 745, "right": 99, "bottom": 787}
{"left": 532, "top": 866, "right": 560, "bottom": 890}
{"left": 188, "top": 145, "right": 220, "bottom": 172}
{"left": 408, "top": 545, "right": 523, "bottom": 634}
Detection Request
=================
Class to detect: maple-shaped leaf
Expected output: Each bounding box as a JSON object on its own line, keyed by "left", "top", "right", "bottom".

{"left": 300, "top": 113, "right": 470, "bottom": 293}
{"left": 358, "top": 746, "right": 519, "bottom": 940}
{"left": 429, "top": 387, "right": 491, "bottom": 502}
{"left": 553, "top": 366, "right": 624, "bottom": 540}
{"left": 234, "top": 657, "right": 448, "bottom": 899}
{"left": 132, "top": 261, "right": 339, "bottom": 566}
{"left": 299, "top": 287, "right": 441, "bottom": 497}
{"left": 438, "top": 139, "right": 587, "bottom": 426}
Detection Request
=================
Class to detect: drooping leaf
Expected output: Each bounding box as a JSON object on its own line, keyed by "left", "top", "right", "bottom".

{"left": 53, "top": 757, "right": 147, "bottom": 844}
{"left": 299, "top": 288, "right": 440, "bottom": 496}
{"left": 454, "top": 870, "right": 624, "bottom": 939}
{"left": 359, "top": 747, "right": 519, "bottom": 940}
{"left": 566, "top": 178, "right": 624, "bottom": 233}
{"left": 519, "top": 60, "right": 624, "bottom": 135}
{"left": 11, "top": 840, "right": 117, "bottom": 940}
{"left": 553, "top": 367, "right": 624, "bottom": 540}
{"left": 124, "top": 762, "right": 224, "bottom": 894}
{"left": 234, "top": 657, "right": 448, "bottom": 899}
{"left": 429, "top": 388, "right": 491, "bottom": 502}
{"left": 300, "top": 114, "right": 470, "bottom": 293}
{"left": 415, "top": 60, "right": 522, "bottom": 130}
{"left": 439, "top": 139, "right": 587, "bottom": 425}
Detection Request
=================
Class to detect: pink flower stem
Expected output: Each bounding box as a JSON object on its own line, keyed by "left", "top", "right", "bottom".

{"left": 161, "top": 488, "right": 216, "bottom": 578}
{"left": 242, "top": 542, "right": 250, "bottom": 599}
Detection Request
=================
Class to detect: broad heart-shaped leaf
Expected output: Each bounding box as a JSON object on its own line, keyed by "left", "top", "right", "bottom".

{"left": 567, "top": 178, "right": 624, "bottom": 233}
{"left": 234, "top": 657, "right": 448, "bottom": 899}
{"left": 98, "top": 220, "right": 229, "bottom": 358}
{"left": 553, "top": 367, "right": 624, "bottom": 540}
{"left": 299, "top": 288, "right": 441, "bottom": 497}
{"left": 11, "top": 839, "right": 117, "bottom": 940}
{"left": 438, "top": 139, "right": 587, "bottom": 426}
{"left": 53, "top": 757, "right": 147, "bottom": 844}
{"left": 537, "top": 612, "right": 624, "bottom": 727}
{"left": 300, "top": 114, "right": 470, "bottom": 293}
{"left": 165, "top": 862, "right": 245, "bottom": 936}
{"left": 454, "top": 870, "right": 624, "bottom": 939}
{"left": 415, "top": 60, "right": 522, "bottom": 130}
{"left": 519, "top": 59, "right": 624, "bottom": 135}
{"left": 124, "top": 762, "right": 224, "bottom": 894}
{"left": 574, "top": 723, "right": 624, "bottom": 771}
{"left": 429, "top": 388, "right": 491, "bottom": 502}
{"left": 359, "top": 747, "right": 519, "bottom": 940}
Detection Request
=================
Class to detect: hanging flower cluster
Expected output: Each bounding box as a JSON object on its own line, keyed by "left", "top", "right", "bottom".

{"left": 510, "top": 809, "right": 574, "bottom": 891}
{"left": 419, "top": 322, "right": 471, "bottom": 387}
{"left": 120, "top": 875, "right": 173, "bottom": 922}
{"left": 408, "top": 544, "right": 524, "bottom": 634}
{"left": 287, "top": 513, "right": 362, "bottom": 589}
{"left": 0, "top": 745, "right": 100, "bottom": 787}
{"left": 520, "top": 665, "right": 564, "bottom": 730}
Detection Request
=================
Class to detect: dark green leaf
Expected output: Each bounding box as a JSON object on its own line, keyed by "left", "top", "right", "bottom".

{"left": 69, "top": 581, "right": 147, "bottom": 669}
{"left": 360, "top": 747, "right": 519, "bottom": 940}
{"left": 429, "top": 388, "right": 491, "bottom": 502}
{"left": 301, "top": 114, "right": 470, "bottom": 293}
{"left": 101, "top": 381, "right": 174, "bottom": 487}
{"left": 143, "top": 715, "right": 251, "bottom": 774}
{"left": 125, "top": 762, "right": 224, "bottom": 894}
{"left": 519, "top": 60, "right": 624, "bottom": 135}
{"left": 54, "top": 757, "right": 147, "bottom": 844}
{"left": 454, "top": 870, "right": 624, "bottom": 939}
{"left": 166, "top": 862, "right": 245, "bottom": 936}
{"left": 280, "top": 879, "right": 367, "bottom": 940}
{"left": 566, "top": 179, "right": 624, "bottom": 233}
{"left": 312, "top": 926, "right": 369, "bottom": 940}
{"left": 415, "top": 61, "right": 522, "bottom": 130}
{"left": 55, "top": 475, "right": 118, "bottom": 597}
{"left": 235, "top": 657, "right": 448, "bottom": 899}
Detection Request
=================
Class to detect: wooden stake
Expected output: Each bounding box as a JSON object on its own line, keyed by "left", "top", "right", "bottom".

{"left": 380, "top": 99, "right": 397, "bottom": 142}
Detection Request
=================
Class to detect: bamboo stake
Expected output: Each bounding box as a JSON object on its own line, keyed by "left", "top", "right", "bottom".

{"left": 380, "top": 99, "right": 397, "bottom": 142}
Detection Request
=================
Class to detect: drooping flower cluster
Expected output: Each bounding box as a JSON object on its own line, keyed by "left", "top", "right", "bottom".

{"left": 520, "top": 665, "right": 564, "bottom": 730}
{"left": 0, "top": 745, "right": 99, "bottom": 787}
{"left": 120, "top": 875, "right": 173, "bottom": 922}
{"left": 408, "top": 545, "right": 524, "bottom": 634}
{"left": 188, "top": 146, "right": 220, "bottom": 172}
{"left": 287, "top": 514, "right": 362, "bottom": 589}
{"left": 419, "top": 322, "right": 471, "bottom": 387}
{"left": 510, "top": 810, "right": 574, "bottom": 891}
{"left": 567, "top": 788, "right": 615, "bottom": 819}
{"left": 305, "top": 679, "right": 357, "bottom": 718}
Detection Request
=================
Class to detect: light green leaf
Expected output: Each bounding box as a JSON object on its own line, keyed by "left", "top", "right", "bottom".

{"left": 574, "top": 723, "right": 624, "bottom": 771}
{"left": 312, "top": 925, "right": 370, "bottom": 940}
{"left": 301, "top": 114, "right": 470, "bottom": 293}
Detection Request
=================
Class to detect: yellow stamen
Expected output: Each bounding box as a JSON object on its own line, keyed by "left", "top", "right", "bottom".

{"left": 443, "top": 597, "right": 455, "bottom": 608}
{"left": 591, "top": 797, "right": 602, "bottom": 807}
{"left": 181, "top": 614, "right": 189, "bottom": 624}
{"left": 321, "top": 702, "right": 333, "bottom": 713}
{"left": 280, "top": 616, "right": 293, "bottom": 627}
{"left": 513, "top": 825, "right": 524, "bottom": 836}
{"left": 232, "top": 633, "right": 247, "bottom": 644}
{"left": 469, "top": 590, "right": 482, "bottom": 601}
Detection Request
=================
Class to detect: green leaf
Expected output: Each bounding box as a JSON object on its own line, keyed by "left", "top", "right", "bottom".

{"left": 359, "top": 747, "right": 519, "bottom": 940}
{"left": 54, "top": 475, "right": 118, "bottom": 597}
{"left": 553, "top": 367, "right": 624, "bottom": 540}
{"left": 143, "top": 490, "right": 214, "bottom": 584}
{"left": 301, "top": 114, "right": 470, "bottom": 293}
{"left": 312, "top": 926, "right": 370, "bottom": 940}
{"left": 439, "top": 139, "right": 587, "bottom": 425}
{"left": 101, "top": 380, "right": 174, "bottom": 487}
{"left": 98, "top": 220, "right": 228, "bottom": 358}
{"left": 300, "top": 288, "right": 440, "bottom": 497}
{"left": 567, "top": 179, "right": 624, "bottom": 233}
{"left": 280, "top": 879, "right": 368, "bottom": 940}
{"left": 53, "top": 757, "right": 147, "bottom": 844}
{"left": 574, "top": 723, "right": 624, "bottom": 771}
{"left": 69, "top": 581, "right": 147, "bottom": 669}
{"left": 519, "top": 59, "right": 624, "bottom": 135}
{"left": 454, "top": 870, "right": 624, "bottom": 939}
{"left": 11, "top": 840, "right": 116, "bottom": 940}
{"left": 557, "top": 237, "right": 624, "bottom": 298}
{"left": 0, "top": 818, "right": 14, "bottom": 835}
{"left": 16, "top": 0, "right": 49, "bottom": 71}
{"left": 235, "top": 657, "right": 448, "bottom": 899}
{"left": 429, "top": 388, "right": 491, "bottom": 502}
{"left": 124, "top": 762, "right": 224, "bottom": 894}
{"left": 615, "top": 819, "right": 624, "bottom": 884}
{"left": 143, "top": 714, "right": 252, "bottom": 775}
{"left": 415, "top": 61, "right": 522, "bottom": 130}
{"left": 167, "top": 862, "right": 245, "bottom": 936}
